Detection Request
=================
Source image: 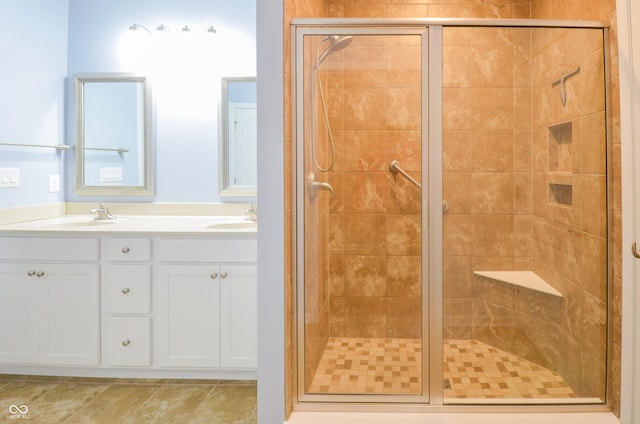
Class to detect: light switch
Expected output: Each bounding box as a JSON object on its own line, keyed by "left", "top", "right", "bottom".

{"left": 100, "top": 167, "right": 123, "bottom": 183}
{"left": 0, "top": 168, "right": 19, "bottom": 188}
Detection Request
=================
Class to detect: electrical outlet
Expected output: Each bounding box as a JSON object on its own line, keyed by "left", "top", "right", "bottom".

{"left": 49, "top": 174, "right": 61, "bottom": 193}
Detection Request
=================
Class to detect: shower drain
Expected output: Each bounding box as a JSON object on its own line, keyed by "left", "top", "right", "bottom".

{"left": 443, "top": 378, "right": 451, "bottom": 390}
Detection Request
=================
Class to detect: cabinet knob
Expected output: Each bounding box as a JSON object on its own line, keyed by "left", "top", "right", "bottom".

{"left": 210, "top": 273, "right": 218, "bottom": 279}
{"left": 27, "top": 270, "right": 36, "bottom": 277}
{"left": 122, "top": 287, "right": 130, "bottom": 294}
{"left": 220, "top": 272, "right": 228, "bottom": 279}
{"left": 36, "top": 271, "right": 45, "bottom": 277}
{"left": 122, "top": 339, "right": 131, "bottom": 347}
{"left": 121, "top": 247, "right": 130, "bottom": 254}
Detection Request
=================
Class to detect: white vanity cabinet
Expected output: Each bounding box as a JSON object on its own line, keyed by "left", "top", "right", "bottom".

{"left": 101, "top": 238, "right": 152, "bottom": 367}
{"left": 0, "top": 228, "right": 257, "bottom": 378}
{"left": 0, "top": 237, "right": 100, "bottom": 365}
{"left": 156, "top": 237, "right": 257, "bottom": 369}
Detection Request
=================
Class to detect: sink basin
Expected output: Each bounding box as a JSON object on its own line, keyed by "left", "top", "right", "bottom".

{"left": 35, "top": 215, "right": 136, "bottom": 230}
{"left": 206, "top": 221, "right": 257, "bottom": 230}
{"left": 57, "top": 219, "right": 119, "bottom": 227}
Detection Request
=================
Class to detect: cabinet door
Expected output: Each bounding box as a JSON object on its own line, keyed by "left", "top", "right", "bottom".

{"left": 39, "top": 264, "right": 100, "bottom": 365}
{"left": 220, "top": 265, "right": 257, "bottom": 368}
{"left": 0, "top": 264, "right": 39, "bottom": 363}
{"left": 156, "top": 265, "right": 221, "bottom": 367}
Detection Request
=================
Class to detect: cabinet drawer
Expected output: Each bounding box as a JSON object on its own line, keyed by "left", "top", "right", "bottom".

{"left": 105, "top": 317, "right": 151, "bottom": 366}
{"left": 102, "top": 238, "right": 151, "bottom": 261}
{"left": 0, "top": 237, "right": 98, "bottom": 261}
{"left": 156, "top": 238, "right": 257, "bottom": 263}
{"left": 103, "top": 265, "right": 151, "bottom": 314}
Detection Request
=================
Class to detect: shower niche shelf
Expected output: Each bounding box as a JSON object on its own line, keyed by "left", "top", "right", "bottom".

{"left": 548, "top": 121, "right": 573, "bottom": 207}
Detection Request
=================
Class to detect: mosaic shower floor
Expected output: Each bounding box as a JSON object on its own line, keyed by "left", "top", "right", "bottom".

{"left": 308, "top": 338, "right": 577, "bottom": 399}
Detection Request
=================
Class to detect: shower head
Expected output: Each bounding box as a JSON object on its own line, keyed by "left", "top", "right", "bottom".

{"left": 316, "top": 35, "right": 353, "bottom": 65}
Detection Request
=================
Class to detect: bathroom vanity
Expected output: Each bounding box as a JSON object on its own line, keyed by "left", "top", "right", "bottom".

{"left": 0, "top": 213, "right": 257, "bottom": 380}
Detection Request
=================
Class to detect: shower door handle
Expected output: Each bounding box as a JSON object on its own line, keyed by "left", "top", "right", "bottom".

{"left": 632, "top": 242, "right": 640, "bottom": 259}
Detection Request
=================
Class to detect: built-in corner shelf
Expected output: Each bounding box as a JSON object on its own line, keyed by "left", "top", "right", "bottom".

{"left": 473, "top": 270, "right": 563, "bottom": 298}
{"left": 548, "top": 121, "right": 573, "bottom": 207}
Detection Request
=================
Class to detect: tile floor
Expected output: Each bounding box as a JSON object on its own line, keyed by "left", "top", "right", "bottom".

{"left": 309, "top": 337, "right": 576, "bottom": 400}
{"left": 308, "top": 337, "right": 422, "bottom": 394}
{"left": 444, "top": 339, "right": 576, "bottom": 399}
{"left": 0, "top": 374, "right": 256, "bottom": 423}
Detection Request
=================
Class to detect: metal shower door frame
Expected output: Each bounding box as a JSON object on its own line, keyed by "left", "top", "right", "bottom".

{"left": 292, "top": 24, "right": 442, "bottom": 405}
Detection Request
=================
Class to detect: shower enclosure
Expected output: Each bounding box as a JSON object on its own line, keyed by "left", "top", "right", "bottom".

{"left": 293, "top": 19, "right": 610, "bottom": 408}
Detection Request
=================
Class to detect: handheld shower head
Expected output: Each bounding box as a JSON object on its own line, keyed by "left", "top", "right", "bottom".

{"left": 310, "top": 34, "right": 353, "bottom": 172}
{"left": 316, "top": 35, "right": 353, "bottom": 65}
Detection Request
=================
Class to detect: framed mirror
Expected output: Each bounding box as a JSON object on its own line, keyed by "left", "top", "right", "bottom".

{"left": 219, "top": 77, "right": 257, "bottom": 197}
{"left": 75, "top": 73, "right": 153, "bottom": 196}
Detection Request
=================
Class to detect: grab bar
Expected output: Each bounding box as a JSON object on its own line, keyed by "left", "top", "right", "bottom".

{"left": 389, "top": 160, "right": 421, "bottom": 189}
{"left": 389, "top": 160, "right": 449, "bottom": 213}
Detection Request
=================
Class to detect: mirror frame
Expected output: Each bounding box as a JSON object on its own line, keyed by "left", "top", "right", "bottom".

{"left": 219, "top": 76, "right": 257, "bottom": 198}
{"left": 74, "top": 73, "right": 154, "bottom": 196}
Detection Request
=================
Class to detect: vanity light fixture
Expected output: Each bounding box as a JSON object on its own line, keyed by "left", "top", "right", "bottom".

{"left": 128, "top": 24, "right": 152, "bottom": 36}
{"left": 127, "top": 24, "right": 216, "bottom": 38}
{"left": 156, "top": 24, "right": 172, "bottom": 35}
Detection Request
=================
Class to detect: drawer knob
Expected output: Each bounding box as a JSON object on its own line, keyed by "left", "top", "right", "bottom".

{"left": 210, "top": 273, "right": 218, "bottom": 279}
{"left": 122, "top": 287, "right": 130, "bottom": 294}
{"left": 122, "top": 247, "right": 130, "bottom": 254}
{"left": 122, "top": 339, "right": 131, "bottom": 347}
{"left": 220, "top": 272, "right": 228, "bottom": 279}
{"left": 36, "top": 271, "right": 45, "bottom": 277}
{"left": 27, "top": 270, "right": 36, "bottom": 277}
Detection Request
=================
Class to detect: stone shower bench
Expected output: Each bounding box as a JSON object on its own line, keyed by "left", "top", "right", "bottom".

{"left": 473, "top": 270, "right": 563, "bottom": 298}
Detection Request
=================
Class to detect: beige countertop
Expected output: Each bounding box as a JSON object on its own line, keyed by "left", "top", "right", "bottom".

{"left": 0, "top": 214, "right": 257, "bottom": 235}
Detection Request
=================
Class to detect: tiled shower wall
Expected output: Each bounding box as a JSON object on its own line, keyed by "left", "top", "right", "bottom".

{"left": 531, "top": 0, "right": 619, "bottom": 411}
{"left": 285, "top": 0, "right": 621, "bottom": 416}
{"left": 325, "top": 35, "right": 422, "bottom": 340}
{"left": 529, "top": 27, "right": 608, "bottom": 397}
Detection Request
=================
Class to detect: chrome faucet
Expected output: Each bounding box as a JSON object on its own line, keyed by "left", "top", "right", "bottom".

{"left": 90, "top": 202, "right": 117, "bottom": 220}
{"left": 246, "top": 203, "right": 258, "bottom": 221}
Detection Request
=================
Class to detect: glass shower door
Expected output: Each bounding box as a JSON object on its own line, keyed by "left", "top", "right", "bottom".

{"left": 441, "top": 25, "right": 608, "bottom": 404}
{"left": 296, "top": 28, "right": 429, "bottom": 402}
